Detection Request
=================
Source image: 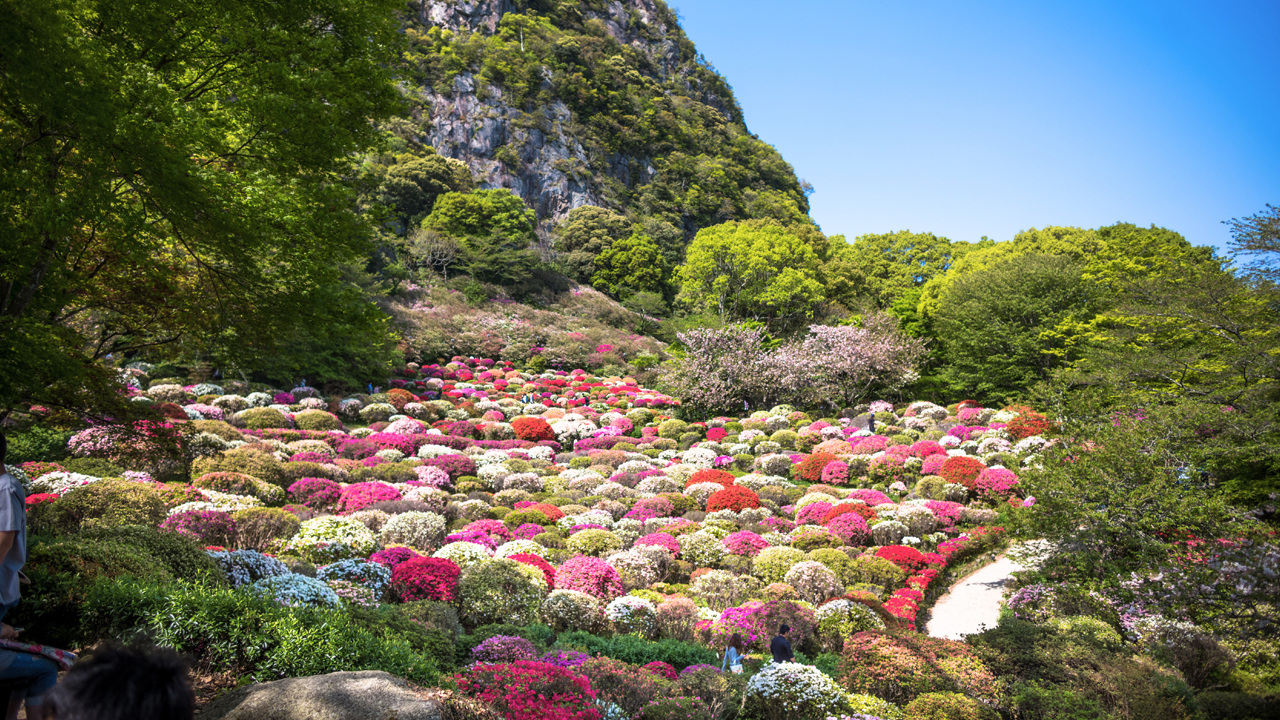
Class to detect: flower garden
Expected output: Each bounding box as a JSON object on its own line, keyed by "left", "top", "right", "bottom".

{"left": 3, "top": 357, "right": 1271, "bottom": 720}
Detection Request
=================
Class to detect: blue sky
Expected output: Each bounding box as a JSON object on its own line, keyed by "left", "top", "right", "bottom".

{"left": 675, "top": 0, "right": 1280, "bottom": 251}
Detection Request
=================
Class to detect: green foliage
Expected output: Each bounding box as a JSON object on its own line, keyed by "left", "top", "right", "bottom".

{"left": 421, "top": 189, "right": 541, "bottom": 286}
{"left": 3, "top": 426, "right": 72, "bottom": 464}
{"left": 0, "top": 0, "right": 405, "bottom": 414}
{"left": 846, "top": 230, "right": 957, "bottom": 309}
{"left": 677, "top": 220, "right": 826, "bottom": 331}
{"left": 933, "top": 253, "right": 1101, "bottom": 402}
{"left": 232, "top": 508, "right": 302, "bottom": 552}
{"left": 592, "top": 232, "right": 668, "bottom": 299}
{"left": 59, "top": 457, "right": 124, "bottom": 478}
{"left": 375, "top": 150, "right": 475, "bottom": 231}
{"left": 192, "top": 447, "right": 286, "bottom": 488}
{"left": 556, "top": 630, "right": 718, "bottom": 669}
{"left": 45, "top": 479, "right": 167, "bottom": 533}
{"left": 553, "top": 206, "right": 634, "bottom": 283}
{"left": 345, "top": 604, "right": 456, "bottom": 669}
{"left": 78, "top": 525, "right": 227, "bottom": 585}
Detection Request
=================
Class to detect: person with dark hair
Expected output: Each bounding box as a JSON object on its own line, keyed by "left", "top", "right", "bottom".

{"left": 45, "top": 645, "right": 194, "bottom": 720}
{"left": 769, "top": 624, "right": 794, "bottom": 663}
{"left": 721, "top": 632, "right": 746, "bottom": 674}
{"left": 0, "top": 430, "right": 58, "bottom": 720}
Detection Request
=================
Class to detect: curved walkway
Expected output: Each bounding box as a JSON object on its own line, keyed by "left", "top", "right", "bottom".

{"left": 925, "top": 541, "right": 1047, "bottom": 640}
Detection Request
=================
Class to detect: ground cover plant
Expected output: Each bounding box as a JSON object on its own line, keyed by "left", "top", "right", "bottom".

{"left": 2, "top": 356, "right": 1276, "bottom": 719}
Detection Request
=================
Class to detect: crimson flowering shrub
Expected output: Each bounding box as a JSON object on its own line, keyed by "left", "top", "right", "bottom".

{"left": 512, "top": 417, "right": 555, "bottom": 442}
{"left": 1003, "top": 406, "right": 1053, "bottom": 440}
{"left": 336, "top": 438, "right": 378, "bottom": 460}
{"left": 795, "top": 452, "right": 838, "bottom": 483}
{"left": 837, "top": 631, "right": 998, "bottom": 704}
{"left": 722, "top": 530, "right": 769, "bottom": 557}
{"left": 851, "top": 435, "right": 889, "bottom": 454}
{"left": 420, "top": 454, "right": 477, "bottom": 481}
{"left": 509, "top": 553, "right": 556, "bottom": 588}
{"left": 369, "top": 546, "right": 420, "bottom": 569}
{"left": 366, "top": 432, "right": 418, "bottom": 455}
{"left": 823, "top": 503, "right": 876, "bottom": 524}
{"left": 908, "top": 441, "right": 946, "bottom": 458}
{"left": 288, "top": 478, "right": 341, "bottom": 511}
{"left": 456, "top": 661, "right": 600, "bottom": 720}
{"left": 819, "top": 460, "right": 850, "bottom": 485}
{"left": 466, "top": 519, "right": 513, "bottom": 545}
{"left": 555, "top": 556, "right": 624, "bottom": 600}
{"left": 640, "top": 661, "right": 676, "bottom": 681}
{"left": 705, "top": 427, "right": 728, "bottom": 442}
{"left": 25, "top": 493, "right": 58, "bottom": 507}
{"left": 876, "top": 546, "right": 928, "bottom": 574}
{"left": 685, "top": 469, "right": 734, "bottom": 489}
{"left": 336, "top": 482, "right": 401, "bottom": 514}
{"left": 706, "top": 486, "right": 760, "bottom": 513}
{"left": 160, "top": 510, "right": 236, "bottom": 546}
{"left": 389, "top": 556, "right": 461, "bottom": 602}
{"left": 531, "top": 503, "right": 565, "bottom": 522}
{"left": 940, "top": 456, "right": 986, "bottom": 490}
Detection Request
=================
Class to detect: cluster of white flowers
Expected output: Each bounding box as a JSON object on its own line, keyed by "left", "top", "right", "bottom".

{"left": 31, "top": 471, "right": 100, "bottom": 495}
{"left": 433, "top": 540, "right": 492, "bottom": 569}
{"left": 745, "top": 662, "right": 849, "bottom": 717}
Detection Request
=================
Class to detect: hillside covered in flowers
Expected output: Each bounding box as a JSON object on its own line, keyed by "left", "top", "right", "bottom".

{"left": 4, "top": 355, "right": 1274, "bottom": 720}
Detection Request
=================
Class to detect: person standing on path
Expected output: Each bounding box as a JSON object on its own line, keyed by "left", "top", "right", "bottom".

{"left": 0, "top": 431, "right": 58, "bottom": 719}
{"left": 721, "top": 633, "right": 745, "bottom": 674}
{"left": 769, "top": 625, "right": 794, "bottom": 663}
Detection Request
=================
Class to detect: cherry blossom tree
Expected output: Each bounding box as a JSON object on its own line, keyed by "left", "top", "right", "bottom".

{"left": 783, "top": 311, "right": 927, "bottom": 408}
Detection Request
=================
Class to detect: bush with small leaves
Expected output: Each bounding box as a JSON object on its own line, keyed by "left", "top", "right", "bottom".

{"left": 232, "top": 507, "right": 301, "bottom": 552}
{"left": 753, "top": 546, "right": 806, "bottom": 585}
{"left": 540, "top": 589, "right": 604, "bottom": 633}
{"left": 457, "top": 558, "right": 547, "bottom": 628}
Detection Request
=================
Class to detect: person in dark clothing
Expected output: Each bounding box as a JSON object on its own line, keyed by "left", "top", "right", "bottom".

{"left": 45, "top": 645, "right": 193, "bottom": 720}
{"left": 769, "top": 624, "right": 794, "bottom": 663}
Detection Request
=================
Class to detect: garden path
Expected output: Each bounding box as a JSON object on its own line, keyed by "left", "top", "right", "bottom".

{"left": 925, "top": 541, "right": 1047, "bottom": 640}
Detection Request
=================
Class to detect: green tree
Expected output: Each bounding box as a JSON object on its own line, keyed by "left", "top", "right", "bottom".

{"left": 1226, "top": 203, "right": 1280, "bottom": 284}
{"left": 591, "top": 232, "right": 666, "bottom": 298}
{"left": 846, "top": 230, "right": 956, "bottom": 308}
{"left": 675, "top": 220, "right": 825, "bottom": 332}
{"left": 422, "top": 190, "right": 540, "bottom": 286}
{"left": 934, "top": 254, "right": 1102, "bottom": 402}
{"left": 0, "top": 0, "right": 404, "bottom": 416}
{"left": 552, "top": 206, "right": 633, "bottom": 282}
{"left": 377, "top": 151, "right": 474, "bottom": 233}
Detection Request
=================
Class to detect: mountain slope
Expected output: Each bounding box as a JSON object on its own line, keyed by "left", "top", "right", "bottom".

{"left": 390, "top": 0, "right": 812, "bottom": 238}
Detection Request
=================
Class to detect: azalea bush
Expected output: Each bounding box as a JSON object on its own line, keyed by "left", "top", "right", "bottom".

{"left": 455, "top": 661, "right": 601, "bottom": 720}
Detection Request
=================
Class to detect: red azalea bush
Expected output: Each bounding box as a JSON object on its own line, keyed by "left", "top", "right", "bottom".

{"left": 530, "top": 503, "right": 566, "bottom": 522}
{"left": 512, "top": 417, "right": 555, "bottom": 442}
{"left": 685, "top": 469, "right": 735, "bottom": 489}
{"left": 389, "top": 556, "right": 461, "bottom": 602}
{"left": 369, "top": 546, "right": 420, "bottom": 569}
{"left": 555, "top": 556, "right": 624, "bottom": 600}
{"left": 939, "top": 456, "right": 986, "bottom": 490}
{"left": 876, "top": 545, "right": 928, "bottom": 574}
{"left": 509, "top": 553, "right": 556, "bottom": 588}
{"left": 705, "top": 427, "right": 728, "bottom": 442}
{"left": 706, "top": 486, "right": 760, "bottom": 513}
{"left": 640, "top": 661, "right": 677, "bottom": 681}
{"left": 908, "top": 440, "right": 947, "bottom": 458}
{"left": 1003, "top": 406, "right": 1054, "bottom": 440}
{"left": 336, "top": 481, "right": 401, "bottom": 514}
{"left": 795, "top": 452, "right": 838, "bottom": 483}
{"left": 287, "top": 477, "right": 341, "bottom": 511}
{"left": 366, "top": 432, "right": 418, "bottom": 456}
{"left": 838, "top": 631, "right": 998, "bottom": 704}
{"left": 25, "top": 493, "right": 58, "bottom": 506}
{"left": 455, "top": 661, "right": 600, "bottom": 720}
{"left": 823, "top": 503, "right": 877, "bottom": 524}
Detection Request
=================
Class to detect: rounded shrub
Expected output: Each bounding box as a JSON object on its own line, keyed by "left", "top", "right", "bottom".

{"left": 541, "top": 589, "right": 604, "bottom": 633}
{"left": 390, "top": 556, "right": 461, "bottom": 602}
{"left": 566, "top": 528, "right": 623, "bottom": 557}
{"left": 705, "top": 486, "right": 760, "bottom": 513}
{"left": 743, "top": 661, "right": 849, "bottom": 719}
{"left": 79, "top": 525, "right": 226, "bottom": 585}
{"left": 293, "top": 409, "right": 342, "bottom": 431}
{"left": 457, "top": 558, "right": 547, "bottom": 628}
{"left": 193, "top": 447, "right": 286, "bottom": 487}
{"left": 232, "top": 507, "right": 301, "bottom": 552}
{"left": 287, "top": 477, "right": 341, "bottom": 511}
{"left": 193, "top": 472, "right": 285, "bottom": 505}
{"left": 292, "top": 516, "right": 379, "bottom": 556}
{"left": 248, "top": 573, "right": 340, "bottom": 608}
{"left": 556, "top": 556, "right": 624, "bottom": 601}
{"left": 380, "top": 511, "right": 447, "bottom": 551}
{"left": 47, "top": 479, "right": 167, "bottom": 533}
{"left": 238, "top": 407, "right": 293, "bottom": 430}
{"left": 160, "top": 509, "right": 237, "bottom": 546}
{"left": 752, "top": 546, "right": 806, "bottom": 585}
{"left": 903, "top": 691, "right": 999, "bottom": 720}
{"left": 455, "top": 660, "right": 599, "bottom": 720}
{"left": 838, "top": 631, "right": 998, "bottom": 704}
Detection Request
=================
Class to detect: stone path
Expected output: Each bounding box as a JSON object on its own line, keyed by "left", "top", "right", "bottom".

{"left": 925, "top": 542, "right": 1047, "bottom": 640}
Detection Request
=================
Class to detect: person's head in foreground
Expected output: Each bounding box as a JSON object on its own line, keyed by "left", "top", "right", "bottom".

{"left": 45, "top": 645, "right": 193, "bottom": 720}
{"left": 778, "top": 624, "right": 790, "bottom": 635}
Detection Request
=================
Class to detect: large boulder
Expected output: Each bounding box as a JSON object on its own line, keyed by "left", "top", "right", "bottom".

{"left": 197, "top": 671, "right": 443, "bottom": 720}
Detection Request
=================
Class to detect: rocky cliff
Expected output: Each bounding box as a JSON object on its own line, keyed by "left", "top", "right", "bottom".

{"left": 390, "top": 0, "right": 811, "bottom": 239}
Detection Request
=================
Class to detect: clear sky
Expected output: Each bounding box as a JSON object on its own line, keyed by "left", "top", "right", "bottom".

{"left": 674, "top": 0, "right": 1280, "bottom": 251}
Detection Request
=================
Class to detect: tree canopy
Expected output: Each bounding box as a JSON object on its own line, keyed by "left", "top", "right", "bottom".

{"left": 0, "top": 0, "right": 406, "bottom": 413}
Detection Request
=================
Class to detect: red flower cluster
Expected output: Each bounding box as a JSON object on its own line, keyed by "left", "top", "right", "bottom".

{"left": 939, "top": 456, "right": 986, "bottom": 490}
{"left": 1003, "top": 406, "right": 1054, "bottom": 440}
{"left": 336, "top": 481, "right": 401, "bottom": 514}
{"left": 512, "top": 417, "right": 555, "bottom": 442}
{"left": 705, "top": 486, "right": 761, "bottom": 513}
{"left": 875, "top": 545, "right": 928, "bottom": 574}
{"left": 509, "top": 553, "right": 556, "bottom": 589}
{"left": 794, "top": 452, "right": 839, "bottom": 483}
{"left": 685, "top": 469, "right": 734, "bottom": 489}
{"left": 456, "top": 661, "right": 600, "bottom": 720}
{"left": 389, "top": 557, "right": 461, "bottom": 602}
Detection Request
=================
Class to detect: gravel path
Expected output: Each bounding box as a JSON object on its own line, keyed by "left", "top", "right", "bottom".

{"left": 926, "top": 543, "right": 1045, "bottom": 640}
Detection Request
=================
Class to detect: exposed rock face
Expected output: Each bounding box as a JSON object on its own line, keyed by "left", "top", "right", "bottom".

{"left": 404, "top": 0, "right": 738, "bottom": 234}
{"left": 196, "top": 671, "right": 443, "bottom": 720}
